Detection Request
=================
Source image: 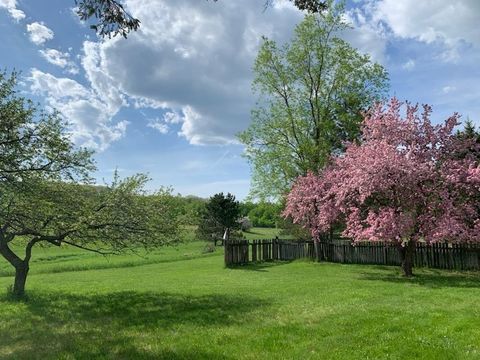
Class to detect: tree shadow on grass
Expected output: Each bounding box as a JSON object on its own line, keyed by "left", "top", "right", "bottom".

{"left": 0, "top": 291, "right": 265, "bottom": 359}
{"left": 227, "top": 260, "right": 296, "bottom": 272}
{"left": 359, "top": 267, "right": 480, "bottom": 289}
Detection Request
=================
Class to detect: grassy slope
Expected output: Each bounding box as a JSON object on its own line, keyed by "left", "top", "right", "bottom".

{"left": 0, "top": 236, "right": 479, "bottom": 359}
{"left": 242, "top": 227, "right": 287, "bottom": 240}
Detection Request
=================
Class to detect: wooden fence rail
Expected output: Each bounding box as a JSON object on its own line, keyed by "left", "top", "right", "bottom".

{"left": 224, "top": 238, "right": 480, "bottom": 271}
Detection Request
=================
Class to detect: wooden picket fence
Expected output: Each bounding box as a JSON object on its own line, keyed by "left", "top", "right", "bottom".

{"left": 224, "top": 238, "right": 480, "bottom": 271}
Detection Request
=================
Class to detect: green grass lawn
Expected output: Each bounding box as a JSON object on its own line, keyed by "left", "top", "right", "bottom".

{"left": 242, "top": 227, "right": 288, "bottom": 240}
{"left": 0, "top": 238, "right": 479, "bottom": 359}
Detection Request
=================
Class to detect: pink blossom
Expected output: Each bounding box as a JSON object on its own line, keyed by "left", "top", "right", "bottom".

{"left": 284, "top": 98, "right": 480, "bottom": 245}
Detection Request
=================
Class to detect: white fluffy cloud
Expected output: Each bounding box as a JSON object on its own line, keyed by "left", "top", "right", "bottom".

{"left": 26, "top": 22, "right": 54, "bottom": 45}
{"left": 77, "top": 0, "right": 392, "bottom": 145}
{"left": 28, "top": 69, "right": 128, "bottom": 151}
{"left": 0, "top": 0, "right": 25, "bottom": 21}
{"left": 39, "top": 48, "right": 79, "bottom": 74}
{"left": 372, "top": 0, "right": 480, "bottom": 62}
{"left": 374, "top": 0, "right": 480, "bottom": 45}
{"left": 77, "top": 0, "right": 304, "bottom": 145}
{"left": 343, "top": 6, "right": 388, "bottom": 63}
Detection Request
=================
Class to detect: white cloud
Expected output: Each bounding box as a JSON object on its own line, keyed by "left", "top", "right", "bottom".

{"left": 147, "top": 118, "right": 169, "bottom": 134}
{"left": 343, "top": 6, "right": 388, "bottom": 63}
{"left": 78, "top": 0, "right": 303, "bottom": 145}
{"left": 28, "top": 69, "right": 127, "bottom": 151}
{"left": 81, "top": 41, "right": 126, "bottom": 113}
{"left": 76, "top": 0, "right": 395, "bottom": 146}
{"left": 26, "top": 22, "right": 54, "bottom": 45}
{"left": 372, "top": 0, "right": 480, "bottom": 62}
{"left": 442, "top": 85, "right": 456, "bottom": 94}
{"left": 163, "top": 111, "right": 182, "bottom": 124}
{"left": 39, "top": 49, "right": 79, "bottom": 74}
{"left": 0, "top": 0, "right": 25, "bottom": 21}
{"left": 402, "top": 59, "right": 415, "bottom": 71}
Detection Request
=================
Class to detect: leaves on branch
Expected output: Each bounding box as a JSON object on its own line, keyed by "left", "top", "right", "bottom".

{"left": 75, "top": 0, "right": 140, "bottom": 38}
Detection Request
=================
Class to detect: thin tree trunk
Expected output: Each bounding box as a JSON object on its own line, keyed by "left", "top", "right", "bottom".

{"left": 399, "top": 240, "right": 415, "bottom": 277}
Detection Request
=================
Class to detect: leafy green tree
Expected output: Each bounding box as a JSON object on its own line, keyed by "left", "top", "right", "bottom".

{"left": 0, "top": 72, "right": 94, "bottom": 184}
{"left": 247, "top": 202, "right": 281, "bottom": 228}
{"left": 0, "top": 72, "right": 180, "bottom": 297}
{"left": 238, "top": 2, "right": 389, "bottom": 199}
{"left": 455, "top": 118, "right": 480, "bottom": 161}
{"left": 457, "top": 118, "right": 479, "bottom": 141}
{"left": 196, "top": 193, "right": 241, "bottom": 245}
{"left": 174, "top": 195, "right": 207, "bottom": 226}
{"left": 239, "top": 201, "right": 256, "bottom": 217}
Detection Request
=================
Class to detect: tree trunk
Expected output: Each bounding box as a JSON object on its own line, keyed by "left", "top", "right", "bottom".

{"left": 399, "top": 240, "right": 415, "bottom": 277}
{"left": 0, "top": 239, "right": 31, "bottom": 297}
{"left": 13, "top": 262, "right": 29, "bottom": 297}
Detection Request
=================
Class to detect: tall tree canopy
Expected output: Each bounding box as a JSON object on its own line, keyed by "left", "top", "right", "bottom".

{"left": 0, "top": 72, "right": 180, "bottom": 297}
{"left": 239, "top": 2, "right": 389, "bottom": 199}
{"left": 284, "top": 98, "right": 480, "bottom": 276}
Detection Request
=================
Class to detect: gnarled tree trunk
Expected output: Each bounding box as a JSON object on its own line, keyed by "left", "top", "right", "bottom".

{"left": 0, "top": 236, "right": 37, "bottom": 298}
{"left": 398, "top": 240, "right": 416, "bottom": 277}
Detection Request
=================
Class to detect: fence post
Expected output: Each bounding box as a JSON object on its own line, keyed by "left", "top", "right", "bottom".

{"left": 224, "top": 240, "right": 229, "bottom": 267}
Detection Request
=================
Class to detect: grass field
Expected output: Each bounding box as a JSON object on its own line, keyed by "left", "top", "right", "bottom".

{"left": 0, "top": 231, "right": 479, "bottom": 359}
{"left": 242, "top": 227, "right": 286, "bottom": 240}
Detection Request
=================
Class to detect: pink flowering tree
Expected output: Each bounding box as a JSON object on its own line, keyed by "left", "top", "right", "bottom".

{"left": 284, "top": 98, "right": 480, "bottom": 276}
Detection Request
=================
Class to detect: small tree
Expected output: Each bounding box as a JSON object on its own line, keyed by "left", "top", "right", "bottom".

{"left": 196, "top": 193, "right": 241, "bottom": 245}
{"left": 1, "top": 177, "right": 180, "bottom": 297}
{"left": 284, "top": 98, "right": 480, "bottom": 276}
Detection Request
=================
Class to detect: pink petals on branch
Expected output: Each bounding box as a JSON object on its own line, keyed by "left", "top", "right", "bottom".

{"left": 284, "top": 98, "right": 480, "bottom": 245}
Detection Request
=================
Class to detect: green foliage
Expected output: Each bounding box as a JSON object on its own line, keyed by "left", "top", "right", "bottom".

{"left": 247, "top": 202, "right": 281, "bottom": 228}
{"left": 457, "top": 117, "right": 480, "bottom": 142}
{"left": 196, "top": 193, "right": 241, "bottom": 242}
{"left": 278, "top": 216, "right": 311, "bottom": 240}
{"left": 461, "top": 118, "right": 478, "bottom": 139}
{"left": 239, "top": 201, "right": 256, "bottom": 217}
{"left": 455, "top": 117, "right": 480, "bottom": 161}
{"left": 75, "top": 0, "right": 140, "bottom": 38}
{"left": 173, "top": 195, "right": 206, "bottom": 226}
{"left": 238, "top": 2, "right": 389, "bottom": 199}
{"left": 0, "top": 71, "right": 94, "bottom": 184}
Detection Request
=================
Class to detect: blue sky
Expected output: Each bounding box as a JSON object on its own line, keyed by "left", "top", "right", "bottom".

{"left": 1, "top": 0, "right": 479, "bottom": 199}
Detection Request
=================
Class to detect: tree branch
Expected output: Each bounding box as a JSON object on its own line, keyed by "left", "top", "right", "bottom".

{"left": 61, "top": 239, "right": 115, "bottom": 255}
